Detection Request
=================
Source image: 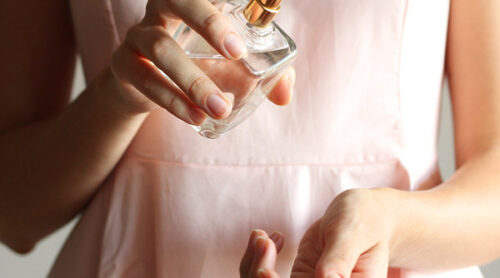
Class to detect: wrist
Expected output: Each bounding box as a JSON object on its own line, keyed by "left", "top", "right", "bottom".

{"left": 370, "top": 187, "right": 411, "bottom": 265}
{"left": 97, "top": 67, "right": 155, "bottom": 118}
{"left": 375, "top": 188, "right": 437, "bottom": 268}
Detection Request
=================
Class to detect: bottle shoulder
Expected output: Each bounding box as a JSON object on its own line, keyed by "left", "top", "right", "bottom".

{"left": 173, "top": 1, "right": 296, "bottom": 76}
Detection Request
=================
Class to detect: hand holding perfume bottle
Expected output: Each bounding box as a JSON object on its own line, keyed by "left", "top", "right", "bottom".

{"left": 174, "top": 0, "right": 297, "bottom": 138}
{"left": 111, "top": 0, "right": 296, "bottom": 138}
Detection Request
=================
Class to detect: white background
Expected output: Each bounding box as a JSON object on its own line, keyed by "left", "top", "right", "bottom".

{"left": 0, "top": 61, "right": 499, "bottom": 277}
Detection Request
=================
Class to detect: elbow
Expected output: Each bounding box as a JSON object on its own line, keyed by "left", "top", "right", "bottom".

{"left": 1, "top": 231, "right": 37, "bottom": 255}
{"left": 6, "top": 241, "right": 36, "bottom": 255}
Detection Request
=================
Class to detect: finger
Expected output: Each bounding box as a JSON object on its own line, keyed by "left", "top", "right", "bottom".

{"left": 267, "top": 67, "right": 295, "bottom": 106}
{"left": 257, "top": 268, "right": 281, "bottom": 278}
{"left": 126, "top": 24, "right": 232, "bottom": 119}
{"left": 240, "top": 229, "right": 266, "bottom": 278}
{"left": 269, "top": 231, "right": 285, "bottom": 253}
{"left": 166, "top": 0, "right": 247, "bottom": 59}
{"left": 250, "top": 235, "right": 278, "bottom": 278}
{"left": 291, "top": 219, "right": 322, "bottom": 277}
{"left": 291, "top": 274, "right": 314, "bottom": 278}
{"left": 351, "top": 244, "right": 389, "bottom": 278}
{"left": 315, "top": 232, "right": 364, "bottom": 278}
{"left": 111, "top": 45, "right": 207, "bottom": 125}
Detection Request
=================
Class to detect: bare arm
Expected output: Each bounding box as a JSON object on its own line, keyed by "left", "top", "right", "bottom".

{"left": 315, "top": 0, "right": 500, "bottom": 272}
{"left": 388, "top": 0, "right": 500, "bottom": 269}
{"left": 240, "top": 0, "right": 500, "bottom": 276}
{"left": 0, "top": 0, "right": 293, "bottom": 254}
{"left": 0, "top": 0, "right": 149, "bottom": 253}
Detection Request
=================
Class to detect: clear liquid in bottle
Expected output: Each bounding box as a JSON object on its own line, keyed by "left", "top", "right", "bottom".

{"left": 173, "top": 0, "right": 297, "bottom": 139}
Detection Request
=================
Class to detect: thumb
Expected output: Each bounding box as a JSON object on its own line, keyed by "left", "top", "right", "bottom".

{"left": 350, "top": 243, "right": 389, "bottom": 278}
{"left": 314, "top": 233, "right": 362, "bottom": 278}
{"left": 267, "top": 67, "right": 295, "bottom": 106}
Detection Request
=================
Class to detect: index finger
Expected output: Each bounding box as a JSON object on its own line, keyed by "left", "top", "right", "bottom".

{"left": 167, "top": 0, "right": 247, "bottom": 59}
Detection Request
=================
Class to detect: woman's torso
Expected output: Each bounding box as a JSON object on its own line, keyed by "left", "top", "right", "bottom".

{"left": 49, "top": 0, "right": 482, "bottom": 277}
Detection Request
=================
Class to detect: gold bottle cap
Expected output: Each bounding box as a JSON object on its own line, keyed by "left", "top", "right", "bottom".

{"left": 243, "top": 0, "right": 282, "bottom": 28}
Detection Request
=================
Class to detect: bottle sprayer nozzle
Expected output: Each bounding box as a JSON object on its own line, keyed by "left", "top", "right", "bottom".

{"left": 243, "top": 0, "right": 282, "bottom": 28}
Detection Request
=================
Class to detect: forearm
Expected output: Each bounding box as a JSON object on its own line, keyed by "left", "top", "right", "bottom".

{"left": 0, "top": 68, "right": 148, "bottom": 252}
{"left": 388, "top": 148, "right": 500, "bottom": 270}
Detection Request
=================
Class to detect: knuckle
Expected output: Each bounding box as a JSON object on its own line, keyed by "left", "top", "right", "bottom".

{"left": 203, "top": 12, "right": 221, "bottom": 27}
{"left": 140, "top": 77, "right": 155, "bottom": 95}
{"left": 152, "top": 81, "right": 188, "bottom": 116}
{"left": 323, "top": 190, "right": 378, "bottom": 239}
{"left": 125, "top": 24, "right": 141, "bottom": 45}
{"left": 338, "top": 188, "right": 371, "bottom": 205}
{"left": 203, "top": 12, "right": 225, "bottom": 34}
{"left": 321, "top": 221, "right": 349, "bottom": 246}
{"left": 165, "top": 93, "right": 180, "bottom": 111}
{"left": 163, "top": 94, "right": 190, "bottom": 121}
{"left": 110, "top": 47, "right": 127, "bottom": 78}
{"left": 188, "top": 76, "right": 209, "bottom": 99}
{"left": 330, "top": 252, "right": 350, "bottom": 265}
{"left": 149, "top": 32, "right": 174, "bottom": 61}
{"left": 129, "top": 61, "right": 153, "bottom": 94}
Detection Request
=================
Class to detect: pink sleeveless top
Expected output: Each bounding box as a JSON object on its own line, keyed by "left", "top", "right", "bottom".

{"left": 49, "top": 0, "right": 483, "bottom": 277}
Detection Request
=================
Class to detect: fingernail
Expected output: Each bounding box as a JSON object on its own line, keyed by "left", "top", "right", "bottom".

{"left": 224, "top": 32, "right": 246, "bottom": 59}
{"left": 253, "top": 235, "right": 264, "bottom": 248}
{"left": 269, "top": 232, "right": 279, "bottom": 242}
{"left": 269, "top": 232, "right": 282, "bottom": 243}
{"left": 206, "top": 94, "right": 229, "bottom": 117}
{"left": 252, "top": 229, "right": 265, "bottom": 235}
{"left": 252, "top": 229, "right": 265, "bottom": 240}
{"left": 269, "top": 232, "right": 283, "bottom": 247}
{"left": 189, "top": 107, "right": 206, "bottom": 125}
{"left": 251, "top": 229, "right": 259, "bottom": 238}
{"left": 252, "top": 231, "right": 265, "bottom": 248}
{"left": 257, "top": 268, "right": 266, "bottom": 278}
{"left": 254, "top": 236, "right": 267, "bottom": 256}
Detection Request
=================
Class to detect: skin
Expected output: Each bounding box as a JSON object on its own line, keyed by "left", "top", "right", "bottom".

{"left": 240, "top": 0, "right": 500, "bottom": 277}
{"left": 0, "top": 0, "right": 293, "bottom": 253}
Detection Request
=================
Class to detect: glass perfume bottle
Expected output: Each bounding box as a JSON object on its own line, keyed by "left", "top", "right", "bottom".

{"left": 173, "top": 0, "right": 297, "bottom": 139}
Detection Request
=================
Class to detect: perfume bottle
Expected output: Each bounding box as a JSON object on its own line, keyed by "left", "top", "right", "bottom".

{"left": 173, "top": 0, "right": 297, "bottom": 139}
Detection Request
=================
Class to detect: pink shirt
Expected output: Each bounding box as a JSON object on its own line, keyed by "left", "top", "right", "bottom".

{"left": 49, "top": 0, "right": 483, "bottom": 277}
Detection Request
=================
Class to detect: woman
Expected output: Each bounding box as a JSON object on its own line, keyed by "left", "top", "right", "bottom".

{"left": 0, "top": 0, "right": 499, "bottom": 277}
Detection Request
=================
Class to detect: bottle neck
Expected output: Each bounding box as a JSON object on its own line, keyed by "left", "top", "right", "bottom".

{"left": 243, "top": 0, "right": 281, "bottom": 28}
{"left": 232, "top": 6, "right": 275, "bottom": 50}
